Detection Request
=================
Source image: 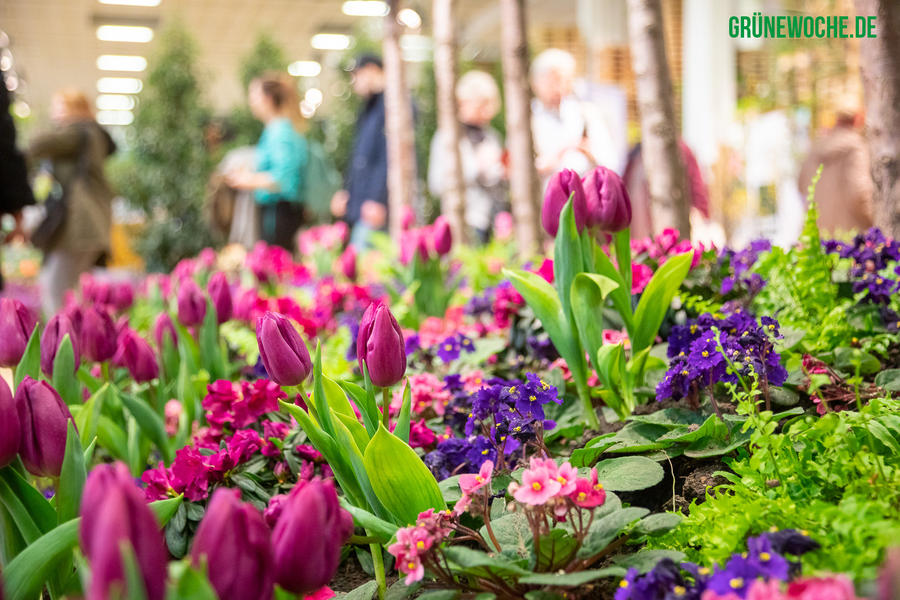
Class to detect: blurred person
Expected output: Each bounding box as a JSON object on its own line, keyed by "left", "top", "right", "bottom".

{"left": 428, "top": 70, "right": 506, "bottom": 244}
{"left": 27, "top": 88, "right": 115, "bottom": 316}
{"left": 797, "top": 105, "right": 872, "bottom": 234}
{"left": 623, "top": 140, "right": 710, "bottom": 238}
{"left": 0, "top": 71, "right": 35, "bottom": 292}
{"left": 226, "top": 73, "right": 307, "bottom": 250}
{"left": 530, "top": 49, "right": 619, "bottom": 190}
{"left": 331, "top": 54, "right": 388, "bottom": 248}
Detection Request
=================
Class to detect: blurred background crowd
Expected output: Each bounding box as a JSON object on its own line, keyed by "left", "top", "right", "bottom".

{"left": 0, "top": 0, "right": 893, "bottom": 317}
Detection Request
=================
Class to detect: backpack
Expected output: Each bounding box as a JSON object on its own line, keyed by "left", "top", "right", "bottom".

{"left": 302, "top": 138, "right": 342, "bottom": 223}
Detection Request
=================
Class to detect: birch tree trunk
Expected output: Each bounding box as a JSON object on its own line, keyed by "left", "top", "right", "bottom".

{"left": 856, "top": 0, "right": 900, "bottom": 237}
{"left": 500, "top": 0, "right": 541, "bottom": 255}
{"left": 433, "top": 0, "right": 468, "bottom": 244}
{"left": 627, "top": 0, "right": 691, "bottom": 238}
{"left": 383, "top": 0, "right": 417, "bottom": 240}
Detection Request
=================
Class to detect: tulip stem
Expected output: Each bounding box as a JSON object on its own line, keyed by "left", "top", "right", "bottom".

{"left": 368, "top": 537, "right": 387, "bottom": 600}
{"left": 101, "top": 361, "right": 111, "bottom": 382}
{"left": 575, "top": 379, "right": 601, "bottom": 430}
{"left": 380, "top": 388, "right": 390, "bottom": 429}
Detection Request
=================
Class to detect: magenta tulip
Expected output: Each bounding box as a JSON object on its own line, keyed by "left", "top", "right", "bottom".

{"left": 81, "top": 307, "right": 117, "bottom": 363}
{"left": 80, "top": 462, "right": 168, "bottom": 600}
{"left": 177, "top": 279, "right": 207, "bottom": 326}
{"left": 0, "top": 378, "right": 18, "bottom": 468}
{"left": 208, "top": 272, "right": 233, "bottom": 325}
{"left": 41, "top": 314, "right": 81, "bottom": 377}
{"left": 14, "top": 377, "right": 74, "bottom": 478}
{"left": 191, "top": 488, "right": 273, "bottom": 600}
{"left": 0, "top": 298, "right": 36, "bottom": 368}
{"left": 113, "top": 329, "right": 159, "bottom": 383}
{"left": 356, "top": 301, "right": 406, "bottom": 387}
{"left": 339, "top": 245, "right": 357, "bottom": 281}
{"left": 582, "top": 166, "right": 632, "bottom": 233}
{"left": 433, "top": 216, "right": 452, "bottom": 256}
{"left": 153, "top": 312, "right": 178, "bottom": 351}
{"left": 271, "top": 478, "right": 354, "bottom": 594}
{"left": 256, "top": 312, "right": 312, "bottom": 386}
{"left": 541, "top": 168, "right": 587, "bottom": 237}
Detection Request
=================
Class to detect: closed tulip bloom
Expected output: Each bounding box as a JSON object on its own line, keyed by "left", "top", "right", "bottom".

{"left": 153, "top": 312, "right": 178, "bottom": 351}
{"left": 256, "top": 312, "right": 312, "bottom": 386}
{"left": 271, "top": 479, "right": 354, "bottom": 594}
{"left": 356, "top": 302, "right": 406, "bottom": 387}
{"left": 81, "top": 307, "right": 117, "bottom": 363}
{"left": 582, "top": 166, "right": 632, "bottom": 233}
{"left": 207, "top": 272, "right": 233, "bottom": 324}
{"left": 542, "top": 169, "right": 587, "bottom": 237}
{"left": 177, "top": 279, "right": 207, "bottom": 326}
{"left": 339, "top": 245, "right": 357, "bottom": 281}
{"left": 432, "top": 216, "right": 452, "bottom": 256}
{"left": 14, "top": 377, "right": 74, "bottom": 478}
{"left": 41, "top": 314, "right": 81, "bottom": 377}
{"left": 191, "top": 488, "right": 273, "bottom": 600}
{"left": 0, "top": 378, "right": 19, "bottom": 468}
{"left": 113, "top": 329, "right": 159, "bottom": 383}
{"left": 80, "top": 462, "right": 168, "bottom": 600}
{"left": 0, "top": 298, "right": 37, "bottom": 368}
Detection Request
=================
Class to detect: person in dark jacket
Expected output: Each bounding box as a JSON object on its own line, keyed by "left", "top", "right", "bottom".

{"left": 331, "top": 54, "right": 388, "bottom": 248}
{"left": 0, "top": 72, "right": 35, "bottom": 292}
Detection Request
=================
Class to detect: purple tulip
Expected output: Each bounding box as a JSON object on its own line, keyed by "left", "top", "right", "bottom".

{"left": 356, "top": 301, "right": 407, "bottom": 387}
{"left": 113, "top": 329, "right": 159, "bottom": 383}
{"left": 0, "top": 298, "right": 37, "bottom": 368}
{"left": 339, "top": 246, "right": 357, "bottom": 281}
{"left": 191, "top": 488, "right": 273, "bottom": 600}
{"left": 80, "top": 462, "right": 168, "bottom": 600}
{"left": 41, "top": 314, "right": 81, "bottom": 377}
{"left": 256, "top": 312, "right": 312, "bottom": 386}
{"left": 207, "top": 272, "right": 233, "bottom": 325}
{"left": 542, "top": 169, "right": 588, "bottom": 237}
{"left": 153, "top": 312, "right": 178, "bottom": 351}
{"left": 271, "top": 478, "right": 354, "bottom": 594}
{"left": 0, "top": 378, "right": 19, "bottom": 468}
{"left": 582, "top": 166, "right": 632, "bottom": 233}
{"left": 81, "top": 307, "right": 117, "bottom": 363}
{"left": 14, "top": 377, "right": 74, "bottom": 478}
{"left": 177, "top": 279, "right": 207, "bottom": 326}
{"left": 432, "top": 216, "right": 452, "bottom": 256}
{"left": 112, "top": 282, "right": 135, "bottom": 312}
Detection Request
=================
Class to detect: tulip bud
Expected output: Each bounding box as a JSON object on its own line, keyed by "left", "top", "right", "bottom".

{"left": 112, "top": 282, "right": 135, "bottom": 312}
{"left": 582, "top": 166, "right": 632, "bottom": 233}
{"left": 339, "top": 246, "right": 357, "bottom": 281}
{"left": 256, "top": 312, "right": 312, "bottom": 386}
{"left": 14, "top": 377, "right": 74, "bottom": 478}
{"left": 153, "top": 312, "right": 178, "bottom": 351}
{"left": 0, "top": 378, "right": 19, "bottom": 468}
{"left": 0, "top": 298, "right": 37, "bottom": 368}
{"left": 356, "top": 301, "right": 406, "bottom": 387}
{"left": 433, "top": 216, "right": 452, "bottom": 256}
{"left": 81, "top": 307, "right": 117, "bottom": 363}
{"left": 113, "top": 329, "right": 159, "bottom": 383}
{"left": 191, "top": 488, "right": 274, "bottom": 600}
{"left": 271, "top": 479, "right": 354, "bottom": 594}
{"left": 177, "top": 279, "right": 207, "bottom": 326}
{"left": 542, "top": 169, "right": 588, "bottom": 237}
{"left": 41, "top": 314, "right": 81, "bottom": 377}
{"left": 401, "top": 205, "right": 416, "bottom": 231}
{"left": 207, "top": 272, "right": 233, "bottom": 325}
{"left": 80, "top": 462, "right": 168, "bottom": 600}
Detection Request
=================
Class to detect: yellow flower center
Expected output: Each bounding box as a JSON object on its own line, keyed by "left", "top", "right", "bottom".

{"left": 514, "top": 426, "right": 522, "bottom": 432}
{"left": 557, "top": 476, "right": 567, "bottom": 484}
{"left": 407, "top": 562, "right": 417, "bottom": 570}
{"left": 698, "top": 567, "right": 711, "bottom": 576}
{"left": 594, "top": 483, "right": 604, "bottom": 491}
{"left": 730, "top": 578, "right": 744, "bottom": 589}
{"left": 702, "top": 351, "right": 709, "bottom": 357}
{"left": 532, "top": 482, "right": 543, "bottom": 491}
{"left": 877, "top": 278, "right": 884, "bottom": 284}
{"left": 690, "top": 325, "right": 698, "bottom": 333}
{"left": 619, "top": 580, "right": 629, "bottom": 588}
{"left": 444, "top": 344, "right": 453, "bottom": 351}
{"left": 759, "top": 552, "right": 771, "bottom": 561}
{"left": 416, "top": 541, "right": 425, "bottom": 550}
{"left": 481, "top": 449, "right": 489, "bottom": 455}
{"left": 577, "top": 492, "right": 587, "bottom": 501}
{"left": 475, "top": 475, "right": 483, "bottom": 483}
{"left": 509, "top": 386, "right": 516, "bottom": 394}
{"left": 681, "top": 369, "right": 690, "bottom": 376}
{"left": 674, "top": 586, "right": 686, "bottom": 596}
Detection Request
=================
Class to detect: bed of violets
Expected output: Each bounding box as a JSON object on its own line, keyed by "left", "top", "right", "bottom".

{"left": 1, "top": 166, "right": 900, "bottom": 600}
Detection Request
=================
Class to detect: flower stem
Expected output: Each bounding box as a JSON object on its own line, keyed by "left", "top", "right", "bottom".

{"left": 101, "top": 361, "right": 111, "bottom": 383}
{"left": 381, "top": 387, "right": 391, "bottom": 429}
{"left": 574, "top": 379, "right": 600, "bottom": 429}
{"left": 369, "top": 539, "right": 386, "bottom": 600}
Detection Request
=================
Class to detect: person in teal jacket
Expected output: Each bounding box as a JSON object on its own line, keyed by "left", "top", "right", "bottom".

{"left": 227, "top": 74, "right": 307, "bottom": 250}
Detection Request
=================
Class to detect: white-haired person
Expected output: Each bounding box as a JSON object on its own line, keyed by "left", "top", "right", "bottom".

{"left": 428, "top": 70, "right": 507, "bottom": 244}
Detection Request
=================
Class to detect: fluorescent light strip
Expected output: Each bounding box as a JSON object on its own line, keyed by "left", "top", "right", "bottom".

{"left": 341, "top": 1, "right": 388, "bottom": 17}
{"left": 288, "top": 60, "right": 322, "bottom": 77}
{"left": 96, "top": 25, "right": 154, "bottom": 43}
{"left": 97, "top": 55, "right": 147, "bottom": 72}
{"left": 96, "top": 110, "right": 134, "bottom": 126}
{"left": 96, "top": 94, "right": 135, "bottom": 110}
{"left": 98, "top": 0, "right": 161, "bottom": 6}
{"left": 97, "top": 77, "right": 143, "bottom": 94}
{"left": 311, "top": 33, "right": 351, "bottom": 51}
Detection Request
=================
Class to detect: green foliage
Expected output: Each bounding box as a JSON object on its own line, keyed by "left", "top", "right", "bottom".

{"left": 111, "top": 23, "right": 213, "bottom": 272}
{"left": 227, "top": 32, "right": 290, "bottom": 149}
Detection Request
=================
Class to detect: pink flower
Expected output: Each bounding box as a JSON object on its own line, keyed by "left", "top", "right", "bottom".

{"left": 569, "top": 467, "right": 606, "bottom": 508}
{"left": 701, "top": 592, "right": 742, "bottom": 600}
{"left": 513, "top": 461, "right": 562, "bottom": 505}
{"left": 494, "top": 212, "right": 514, "bottom": 240}
{"left": 552, "top": 462, "right": 578, "bottom": 496}
{"left": 655, "top": 228, "right": 680, "bottom": 252}
{"left": 453, "top": 492, "right": 472, "bottom": 516}
{"left": 164, "top": 400, "right": 181, "bottom": 436}
{"left": 398, "top": 555, "right": 424, "bottom": 585}
{"left": 459, "top": 460, "right": 493, "bottom": 495}
{"left": 602, "top": 329, "right": 630, "bottom": 348}
{"left": 747, "top": 579, "right": 787, "bottom": 600}
{"left": 785, "top": 575, "right": 858, "bottom": 600}
{"left": 303, "top": 587, "right": 336, "bottom": 600}
{"left": 408, "top": 419, "right": 437, "bottom": 449}
{"left": 631, "top": 262, "right": 653, "bottom": 294}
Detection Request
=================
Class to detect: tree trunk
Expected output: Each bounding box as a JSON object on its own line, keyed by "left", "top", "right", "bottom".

{"left": 432, "top": 0, "right": 468, "bottom": 244}
{"left": 856, "top": 0, "right": 900, "bottom": 237}
{"left": 627, "top": 0, "right": 691, "bottom": 238}
{"left": 499, "top": 0, "right": 541, "bottom": 255}
{"left": 383, "top": 0, "right": 418, "bottom": 240}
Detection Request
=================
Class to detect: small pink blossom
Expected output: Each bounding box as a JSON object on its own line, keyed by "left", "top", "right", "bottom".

{"left": 553, "top": 462, "right": 578, "bottom": 496}
{"left": 164, "top": 400, "right": 182, "bottom": 436}
{"left": 631, "top": 263, "right": 653, "bottom": 294}
{"left": 459, "top": 460, "right": 493, "bottom": 495}
{"left": 746, "top": 579, "right": 787, "bottom": 600}
{"left": 785, "top": 575, "right": 858, "bottom": 600}
{"left": 513, "top": 462, "right": 562, "bottom": 505}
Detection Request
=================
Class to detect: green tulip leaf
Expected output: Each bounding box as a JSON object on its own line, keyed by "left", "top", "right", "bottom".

{"left": 52, "top": 334, "right": 81, "bottom": 406}
{"left": 591, "top": 245, "right": 634, "bottom": 336}
{"left": 56, "top": 421, "right": 87, "bottom": 524}
{"left": 571, "top": 273, "right": 619, "bottom": 360}
{"left": 553, "top": 198, "right": 585, "bottom": 326}
{"left": 394, "top": 381, "right": 412, "bottom": 445}
{"left": 632, "top": 250, "right": 693, "bottom": 354}
{"left": 120, "top": 391, "right": 173, "bottom": 465}
{"left": 14, "top": 326, "right": 41, "bottom": 388}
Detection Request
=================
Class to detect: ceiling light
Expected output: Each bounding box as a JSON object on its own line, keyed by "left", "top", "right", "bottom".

{"left": 400, "top": 34, "right": 432, "bottom": 62}
{"left": 96, "top": 110, "right": 134, "bottom": 126}
{"left": 96, "top": 94, "right": 136, "bottom": 110}
{"left": 397, "top": 8, "right": 422, "bottom": 29}
{"left": 97, "top": 55, "right": 147, "bottom": 72}
{"left": 288, "top": 60, "right": 322, "bottom": 77}
{"left": 97, "top": 77, "right": 142, "bottom": 94}
{"left": 12, "top": 100, "right": 30, "bottom": 119}
{"left": 96, "top": 25, "right": 154, "bottom": 43}
{"left": 304, "top": 88, "right": 323, "bottom": 107}
{"left": 4, "top": 73, "right": 18, "bottom": 91}
{"left": 300, "top": 100, "right": 317, "bottom": 119}
{"left": 98, "top": 0, "right": 161, "bottom": 6}
{"left": 341, "top": 1, "right": 388, "bottom": 17}
{"left": 311, "top": 33, "right": 351, "bottom": 51}
{"left": 0, "top": 50, "right": 12, "bottom": 72}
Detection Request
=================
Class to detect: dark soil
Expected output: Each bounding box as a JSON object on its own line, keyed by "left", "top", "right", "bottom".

{"left": 619, "top": 455, "right": 731, "bottom": 514}
{"left": 330, "top": 556, "right": 398, "bottom": 593}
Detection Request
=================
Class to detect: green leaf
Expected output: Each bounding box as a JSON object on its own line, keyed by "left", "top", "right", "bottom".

{"left": 0, "top": 471, "right": 47, "bottom": 545}
{"left": 394, "top": 382, "right": 412, "bottom": 444}
{"left": 97, "top": 414, "right": 130, "bottom": 461}
{"left": 535, "top": 528, "right": 579, "bottom": 571}
{"left": 578, "top": 506, "right": 649, "bottom": 559}
{"left": 120, "top": 391, "right": 173, "bottom": 465}
{"left": 591, "top": 244, "right": 634, "bottom": 335}
{"left": 479, "top": 512, "right": 531, "bottom": 555}
{"left": 338, "top": 498, "right": 398, "bottom": 542}
{"left": 52, "top": 334, "right": 82, "bottom": 406}
{"left": 632, "top": 512, "right": 682, "bottom": 536}
{"left": 834, "top": 346, "right": 881, "bottom": 375}
{"left": 613, "top": 229, "right": 632, "bottom": 298}
{"left": 444, "top": 546, "right": 530, "bottom": 577}
{"left": 631, "top": 250, "right": 693, "bottom": 353}
{"left": 340, "top": 579, "right": 379, "bottom": 600}
{"left": 875, "top": 369, "right": 900, "bottom": 392}
{"left": 416, "top": 592, "right": 459, "bottom": 600}
{"left": 166, "top": 564, "right": 218, "bottom": 600}
{"left": 571, "top": 272, "right": 619, "bottom": 359}
{"left": 612, "top": 549, "right": 686, "bottom": 573}
{"left": 591, "top": 456, "right": 664, "bottom": 491}
{"left": 198, "top": 298, "right": 225, "bottom": 381}
{"left": 339, "top": 377, "right": 380, "bottom": 438}
{"left": 517, "top": 568, "right": 624, "bottom": 586}
{"left": 605, "top": 422, "right": 672, "bottom": 453}
{"left": 553, "top": 198, "right": 585, "bottom": 327}
{"left": 56, "top": 421, "right": 87, "bottom": 524}
{"left": 311, "top": 343, "right": 336, "bottom": 438}
{"left": 14, "top": 326, "right": 41, "bottom": 388}
{"left": 439, "top": 475, "right": 462, "bottom": 504}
